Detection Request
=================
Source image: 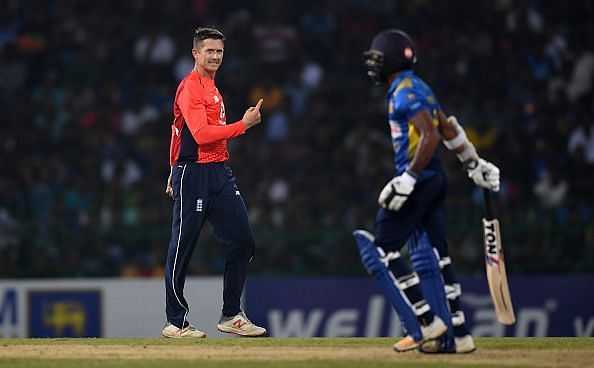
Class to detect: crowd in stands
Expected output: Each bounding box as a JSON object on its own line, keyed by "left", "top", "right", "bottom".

{"left": 0, "top": 0, "right": 592, "bottom": 278}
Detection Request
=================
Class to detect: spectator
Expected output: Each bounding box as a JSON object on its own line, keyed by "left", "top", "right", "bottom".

{"left": 0, "top": 0, "right": 592, "bottom": 278}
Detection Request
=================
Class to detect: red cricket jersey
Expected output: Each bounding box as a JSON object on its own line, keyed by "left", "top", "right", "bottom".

{"left": 169, "top": 70, "right": 245, "bottom": 165}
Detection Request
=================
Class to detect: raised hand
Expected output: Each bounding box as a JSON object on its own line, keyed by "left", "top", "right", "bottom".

{"left": 242, "top": 99, "right": 263, "bottom": 129}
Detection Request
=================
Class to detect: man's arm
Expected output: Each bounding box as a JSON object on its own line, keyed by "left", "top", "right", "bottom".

{"left": 378, "top": 108, "right": 440, "bottom": 211}
{"left": 408, "top": 109, "right": 441, "bottom": 176}
{"left": 178, "top": 80, "right": 245, "bottom": 145}
{"left": 179, "top": 80, "right": 263, "bottom": 145}
{"left": 437, "top": 110, "right": 478, "bottom": 164}
{"left": 437, "top": 111, "right": 500, "bottom": 192}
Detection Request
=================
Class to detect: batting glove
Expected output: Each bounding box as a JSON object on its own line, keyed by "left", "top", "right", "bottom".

{"left": 466, "top": 158, "right": 500, "bottom": 192}
{"left": 378, "top": 171, "right": 417, "bottom": 211}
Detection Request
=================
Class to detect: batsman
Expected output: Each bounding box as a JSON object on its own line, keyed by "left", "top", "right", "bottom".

{"left": 353, "top": 29, "right": 500, "bottom": 353}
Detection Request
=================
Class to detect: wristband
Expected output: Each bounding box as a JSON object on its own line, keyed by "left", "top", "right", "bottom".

{"left": 443, "top": 130, "right": 467, "bottom": 150}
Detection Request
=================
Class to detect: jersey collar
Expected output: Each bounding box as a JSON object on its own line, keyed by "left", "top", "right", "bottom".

{"left": 387, "top": 70, "right": 414, "bottom": 96}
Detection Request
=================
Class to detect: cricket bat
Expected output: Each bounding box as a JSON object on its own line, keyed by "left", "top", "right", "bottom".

{"left": 482, "top": 189, "right": 516, "bottom": 325}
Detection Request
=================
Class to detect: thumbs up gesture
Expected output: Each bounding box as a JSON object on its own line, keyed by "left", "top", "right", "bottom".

{"left": 242, "top": 98, "right": 263, "bottom": 130}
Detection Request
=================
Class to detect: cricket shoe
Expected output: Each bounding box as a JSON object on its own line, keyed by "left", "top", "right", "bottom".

{"left": 393, "top": 316, "right": 447, "bottom": 352}
{"left": 419, "top": 334, "right": 476, "bottom": 354}
{"left": 217, "top": 311, "right": 267, "bottom": 337}
{"left": 162, "top": 322, "right": 206, "bottom": 338}
{"left": 393, "top": 336, "right": 420, "bottom": 352}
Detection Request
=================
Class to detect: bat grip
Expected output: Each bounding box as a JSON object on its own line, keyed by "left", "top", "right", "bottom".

{"left": 482, "top": 188, "right": 494, "bottom": 220}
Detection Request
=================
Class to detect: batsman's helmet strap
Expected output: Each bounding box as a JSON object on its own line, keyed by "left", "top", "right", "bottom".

{"left": 364, "top": 29, "right": 417, "bottom": 84}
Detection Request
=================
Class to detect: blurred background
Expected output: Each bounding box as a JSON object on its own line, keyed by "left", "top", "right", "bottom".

{"left": 0, "top": 0, "right": 593, "bottom": 280}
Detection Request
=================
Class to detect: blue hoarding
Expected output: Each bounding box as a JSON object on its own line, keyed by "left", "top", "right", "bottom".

{"left": 245, "top": 276, "right": 594, "bottom": 337}
{"left": 28, "top": 290, "right": 102, "bottom": 338}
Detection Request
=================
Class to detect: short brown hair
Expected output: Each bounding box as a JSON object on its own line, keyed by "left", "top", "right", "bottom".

{"left": 193, "top": 27, "right": 226, "bottom": 49}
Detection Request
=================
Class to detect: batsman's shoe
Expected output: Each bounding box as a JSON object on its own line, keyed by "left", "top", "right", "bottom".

{"left": 419, "top": 334, "right": 476, "bottom": 354}
{"left": 217, "top": 311, "right": 267, "bottom": 337}
{"left": 393, "top": 335, "right": 420, "bottom": 352}
{"left": 454, "top": 335, "right": 476, "bottom": 353}
{"left": 394, "top": 316, "right": 447, "bottom": 352}
{"left": 421, "top": 316, "right": 447, "bottom": 341}
{"left": 162, "top": 322, "right": 206, "bottom": 338}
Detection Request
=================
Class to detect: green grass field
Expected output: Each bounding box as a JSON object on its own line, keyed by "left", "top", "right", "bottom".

{"left": 1, "top": 337, "right": 593, "bottom": 368}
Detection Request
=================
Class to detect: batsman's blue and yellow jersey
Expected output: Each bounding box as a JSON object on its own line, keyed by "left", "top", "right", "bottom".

{"left": 387, "top": 70, "right": 442, "bottom": 182}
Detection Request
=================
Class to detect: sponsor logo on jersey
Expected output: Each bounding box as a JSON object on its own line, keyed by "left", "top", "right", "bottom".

{"left": 389, "top": 120, "right": 402, "bottom": 138}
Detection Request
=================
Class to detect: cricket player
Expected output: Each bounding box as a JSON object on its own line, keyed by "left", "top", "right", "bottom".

{"left": 354, "top": 29, "right": 500, "bottom": 353}
{"left": 162, "top": 27, "right": 266, "bottom": 338}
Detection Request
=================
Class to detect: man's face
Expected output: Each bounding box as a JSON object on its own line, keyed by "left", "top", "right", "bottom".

{"left": 193, "top": 38, "right": 224, "bottom": 73}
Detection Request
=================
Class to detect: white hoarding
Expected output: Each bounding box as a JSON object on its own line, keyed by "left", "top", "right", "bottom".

{"left": 0, "top": 277, "right": 232, "bottom": 338}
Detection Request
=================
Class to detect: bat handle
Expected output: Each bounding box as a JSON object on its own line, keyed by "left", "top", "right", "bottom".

{"left": 482, "top": 188, "right": 494, "bottom": 220}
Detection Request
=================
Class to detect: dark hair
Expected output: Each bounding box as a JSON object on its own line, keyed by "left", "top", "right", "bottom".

{"left": 193, "top": 27, "right": 226, "bottom": 49}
